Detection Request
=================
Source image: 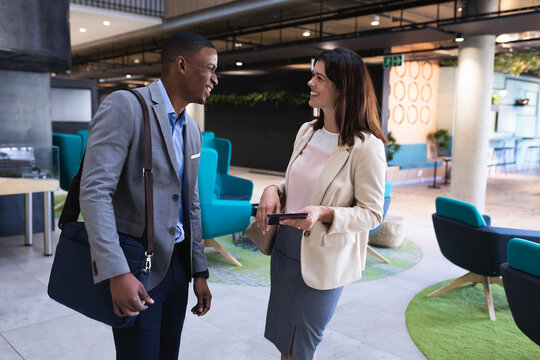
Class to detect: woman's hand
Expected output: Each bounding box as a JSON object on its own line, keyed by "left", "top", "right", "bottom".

{"left": 280, "top": 206, "right": 334, "bottom": 231}
{"left": 256, "top": 185, "right": 282, "bottom": 234}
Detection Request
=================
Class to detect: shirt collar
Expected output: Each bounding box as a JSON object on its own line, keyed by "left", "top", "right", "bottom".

{"left": 157, "top": 79, "right": 186, "bottom": 127}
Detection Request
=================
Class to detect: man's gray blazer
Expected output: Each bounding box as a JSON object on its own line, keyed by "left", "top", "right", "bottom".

{"left": 80, "top": 81, "right": 207, "bottom": 291}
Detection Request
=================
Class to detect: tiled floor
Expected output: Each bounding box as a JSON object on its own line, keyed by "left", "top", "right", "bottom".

{"left": 0, "top": 168, "right": 538, "bottom": 359}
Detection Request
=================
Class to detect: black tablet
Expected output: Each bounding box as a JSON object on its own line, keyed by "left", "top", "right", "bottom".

{"left": 267, "top": 212, "right": 308, "bottom": 225}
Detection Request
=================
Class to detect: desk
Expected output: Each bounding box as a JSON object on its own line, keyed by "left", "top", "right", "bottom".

{"left": 442, "top": 157, "right": 452, "bottom": 184}
{"left": 0, "top": 178, "right": 59, "bottom": 255}
{"left": 488, "top": 137, "right": 522, "bottom": 167}
{"left": 428, "top": 157, "right": 452, "bottom": 189}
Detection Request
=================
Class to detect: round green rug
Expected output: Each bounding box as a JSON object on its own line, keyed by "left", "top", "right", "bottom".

{"left": 205, "top": 235, "right": 422, "bottom": 286}
{"left": 406, "top": 279, "right": 540, "bottom": 359}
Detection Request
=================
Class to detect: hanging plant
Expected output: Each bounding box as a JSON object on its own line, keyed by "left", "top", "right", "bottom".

{"left": 495, "top": 50, "right": 540, "bottom": 77}
{"left": 206, "top": 91, "right": 310, "bottom": 107}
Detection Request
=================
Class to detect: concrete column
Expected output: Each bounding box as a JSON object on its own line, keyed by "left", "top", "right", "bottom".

{"left": 450, "top": 35, "right": 495, "bottom": 212}
{"left": 0, "top": 70, "right": 52, "bottom": 147}
{"left": 187, "top": 103, "right": 205, "bottom": 131}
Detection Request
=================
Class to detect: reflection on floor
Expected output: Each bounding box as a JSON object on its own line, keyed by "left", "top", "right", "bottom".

{"left": 0, "top": 168, "right": 538, "bottom": 359}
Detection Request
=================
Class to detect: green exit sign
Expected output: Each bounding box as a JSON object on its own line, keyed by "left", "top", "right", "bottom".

{"left": 383, "top": 54, "right": 404, "bottom": 68}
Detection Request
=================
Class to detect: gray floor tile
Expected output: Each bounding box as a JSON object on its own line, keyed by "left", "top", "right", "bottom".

{"left": 0, "top": 335, "right": 22, "bottom": 360}
{"left": 1, "top": 314, "right": 114, "bottom": 360}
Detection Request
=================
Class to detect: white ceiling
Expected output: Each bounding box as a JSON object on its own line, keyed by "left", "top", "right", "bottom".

{"left": 69, "top": 4, "right": 162, "bottom": 47}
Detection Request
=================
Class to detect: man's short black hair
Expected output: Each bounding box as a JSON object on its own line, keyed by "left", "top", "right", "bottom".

{"left": 161, "top": 32, "right": 215, "bottom": 66}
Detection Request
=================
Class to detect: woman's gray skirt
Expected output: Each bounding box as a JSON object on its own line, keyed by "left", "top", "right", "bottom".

{"left": 264, "top": 225, "right": 343, "bottom": 360}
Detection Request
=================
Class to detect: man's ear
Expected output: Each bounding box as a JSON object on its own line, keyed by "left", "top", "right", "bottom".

{"left": 176, "top": 56, "right": 187, "bottom": 73}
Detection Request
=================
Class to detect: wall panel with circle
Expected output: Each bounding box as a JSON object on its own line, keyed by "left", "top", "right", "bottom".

{"left": 388, "top": 61, "right": 439, "bottom": 144}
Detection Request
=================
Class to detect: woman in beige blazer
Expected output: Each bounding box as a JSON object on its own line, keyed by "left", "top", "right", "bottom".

{"left": 256, "top": 48, "right": 387, "bottom": 360}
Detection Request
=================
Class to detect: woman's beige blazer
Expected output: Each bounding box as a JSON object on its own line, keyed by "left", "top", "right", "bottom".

{"left": 275, "top": 121, "right": 386, "bottom": 290}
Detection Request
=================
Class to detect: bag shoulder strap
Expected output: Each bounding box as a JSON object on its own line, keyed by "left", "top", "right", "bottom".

{"left": 58, "top": 88, "right": 154, "bottom": 257}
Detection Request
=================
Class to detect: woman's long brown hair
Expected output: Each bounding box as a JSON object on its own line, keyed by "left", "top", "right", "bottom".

{"left": 312, "top": 48, "right": 388, "bottom": 146}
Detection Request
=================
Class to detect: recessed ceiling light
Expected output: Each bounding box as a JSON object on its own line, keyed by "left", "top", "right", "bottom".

{"left": 455, "top": 33, "right": 464, "bottom": 42}
{"left": 496, "top": 34, "right": 511, "bottom": 43}
{"left": 134, "top": 58, "right": 140, "bottom": 64}
{"left": 370, "top": 16, "right": 380, "bottom": 26}
{"left": 235, "top": 42, "right": 242, "bottom": 48}
{"left": 103, "top": 20, "right": 111, "bottom": 26}
{"left": 79, "top": 27, "right": 87, "bottom": 33}
{"left": 235, "top": 61, "right": 243, "bottom": 67}
{"left": 126, "top": 74, "right": 132, "bottom": 79}
{"left": 302, "top": 30, "right": 311, "bottom": 37}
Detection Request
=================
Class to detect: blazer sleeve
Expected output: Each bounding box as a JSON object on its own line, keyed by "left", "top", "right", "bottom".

{"left": 326, "top": 137, "right": 386, "bottom": 235}
{"left": 79, "top": 91, "right": 135, "bottom": 284}
{"left": 190, "top": 157, "right": 208, "bottom": 276}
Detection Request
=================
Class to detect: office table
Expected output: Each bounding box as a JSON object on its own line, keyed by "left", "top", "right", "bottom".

{"left": 0, "top": 177, "right": 59, "bottom": 255}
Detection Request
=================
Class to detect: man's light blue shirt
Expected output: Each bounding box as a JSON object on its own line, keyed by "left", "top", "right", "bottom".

{"left": 157, "top": 80, "right": 186, "bottom": 243}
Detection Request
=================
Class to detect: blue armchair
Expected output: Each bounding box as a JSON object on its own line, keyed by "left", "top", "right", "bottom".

{"left": 77, "top": 129, "right": 88, "bottom": 158}
{"left": 52, "top": 133, "right": 83, "bottom": 191}
{"left": 202, "top": 135, "right": 253, "bottom": 201}
{"left": 429, "top": 196, "right": 540, "bottom": 320}
{"left": 198, "top": 148, "right": 253, "bottom": 266}
{"left": 367, "top": 182, "right": 393, "bottom": 263}
{"left": 501, "top": 238, "right": 540, "bottom": 345}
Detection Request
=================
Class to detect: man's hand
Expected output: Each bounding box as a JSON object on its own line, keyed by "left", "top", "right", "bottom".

{"left": 191, "top": 277, "right": 212, "bottom": 316}
{"left": 110, "top": 272, "right": 154, "bottom": 317}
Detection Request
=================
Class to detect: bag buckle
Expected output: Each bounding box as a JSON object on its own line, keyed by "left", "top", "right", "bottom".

{"left": 144, "top": 252, "right": 153, "bottom": 273}
{"left": 142, "top": 167, "right": 152, "bottom": 178}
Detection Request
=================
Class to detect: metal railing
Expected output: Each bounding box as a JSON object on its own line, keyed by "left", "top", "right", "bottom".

{"left": 71, "top": 0, "right": 164, "bottom": 17}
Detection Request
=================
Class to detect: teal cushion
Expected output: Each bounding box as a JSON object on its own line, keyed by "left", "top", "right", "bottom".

{"left": 384, "top": 182, "right": 392, "bottom": 197}
{"left": 53, "top": 133, "right": 83, "bottom": 191}
{"left": 508, "top": 238, "right": 540, "bottom": 278}
{"left": 399, "top": 161, "right": 442, "bottom": 169}
{"left": 388, "top": 143, "right": 427, "bottom": 166}
{"left": 202, "top": 131, "right": 215, "bottom": 139}
{"left": 77, "top": 130, "right": 88, "bottom": 157}
{"left": 435, "top": 196, "right": 486, "bottom": 227}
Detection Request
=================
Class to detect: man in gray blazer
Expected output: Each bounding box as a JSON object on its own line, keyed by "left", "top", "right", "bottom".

{"left": 80, "top": 32, "right": 217, "bottom": 359}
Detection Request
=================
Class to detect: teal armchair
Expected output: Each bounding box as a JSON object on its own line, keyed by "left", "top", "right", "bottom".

{"left": 52, "top": 133, "right": 83, "bottom": 191}
{"left": 198, "top": 148, "right": 252, "bottom": 266}
{"left": 203, "top": 136, "right": 253, "bottom": 201}
{"left": 501, "top": 238, "right": 540, "bottom": 345}
{"left": 430, "top": 196, "right": 540, "bottom": 320}
{"left": 367, "top": 182, "right": 393, "bottom": 263}
{"left": 77, "top": 130, "right": 88, "bottom": 158}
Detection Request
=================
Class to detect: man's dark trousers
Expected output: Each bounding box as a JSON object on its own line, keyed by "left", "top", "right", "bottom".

{"left": 113, "top": 242, "right": 189, "bottom": 360}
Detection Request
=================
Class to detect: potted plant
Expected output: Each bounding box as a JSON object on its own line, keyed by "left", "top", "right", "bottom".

{"left": 387, "top": 131, "right": 400, "bottom": 163}
{"left": 427, "top": 129, "right": 450, "bottom": 157}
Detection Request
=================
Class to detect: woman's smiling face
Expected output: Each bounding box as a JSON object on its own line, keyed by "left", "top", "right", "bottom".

{"left": 307, "top": 60, "right": 338, "bottom": 112}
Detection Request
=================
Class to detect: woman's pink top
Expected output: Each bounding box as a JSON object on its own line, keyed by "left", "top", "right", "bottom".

{"left": 284, "top": 127, "right": 338, "bottom": 213}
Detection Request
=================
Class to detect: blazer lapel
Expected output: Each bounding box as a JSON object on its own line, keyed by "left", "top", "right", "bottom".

{"left": 310, "top": 145, "right": 352, "bottom": 206}
{"left": 149, "top": 82, "right": 178, "bottom": 175}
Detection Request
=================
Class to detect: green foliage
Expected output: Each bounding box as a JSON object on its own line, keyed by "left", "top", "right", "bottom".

{"left": 427, "top": 129, "right": 450, "bottom": 150}
{"left": 491, "top": 92, "right": 502, "bottom": 106}
{"left": 440, "top": 50, "right": 540, "bottom": 77}
{"left": 494, "top": 50, "right": 540, "bottom": 77}
{"left": 387, "top": 131, "right": 401, "bottom": 162}
{"left": 439, "top": 59, "right": 458, "bottom": 67}
{"left": 205, "top": 91, "right": 310, "bottom": 107}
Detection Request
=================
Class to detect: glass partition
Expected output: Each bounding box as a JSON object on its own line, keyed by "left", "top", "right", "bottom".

{"left": 0, "top": 146, "right": 59, "bottom": 180}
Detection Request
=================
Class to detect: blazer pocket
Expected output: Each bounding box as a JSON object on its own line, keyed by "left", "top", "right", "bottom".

{"left": 190, "top": 152, "right": 201, "bottom": 159}
{"left": 322, "top": 232, "right": 356, "bottom": 247}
